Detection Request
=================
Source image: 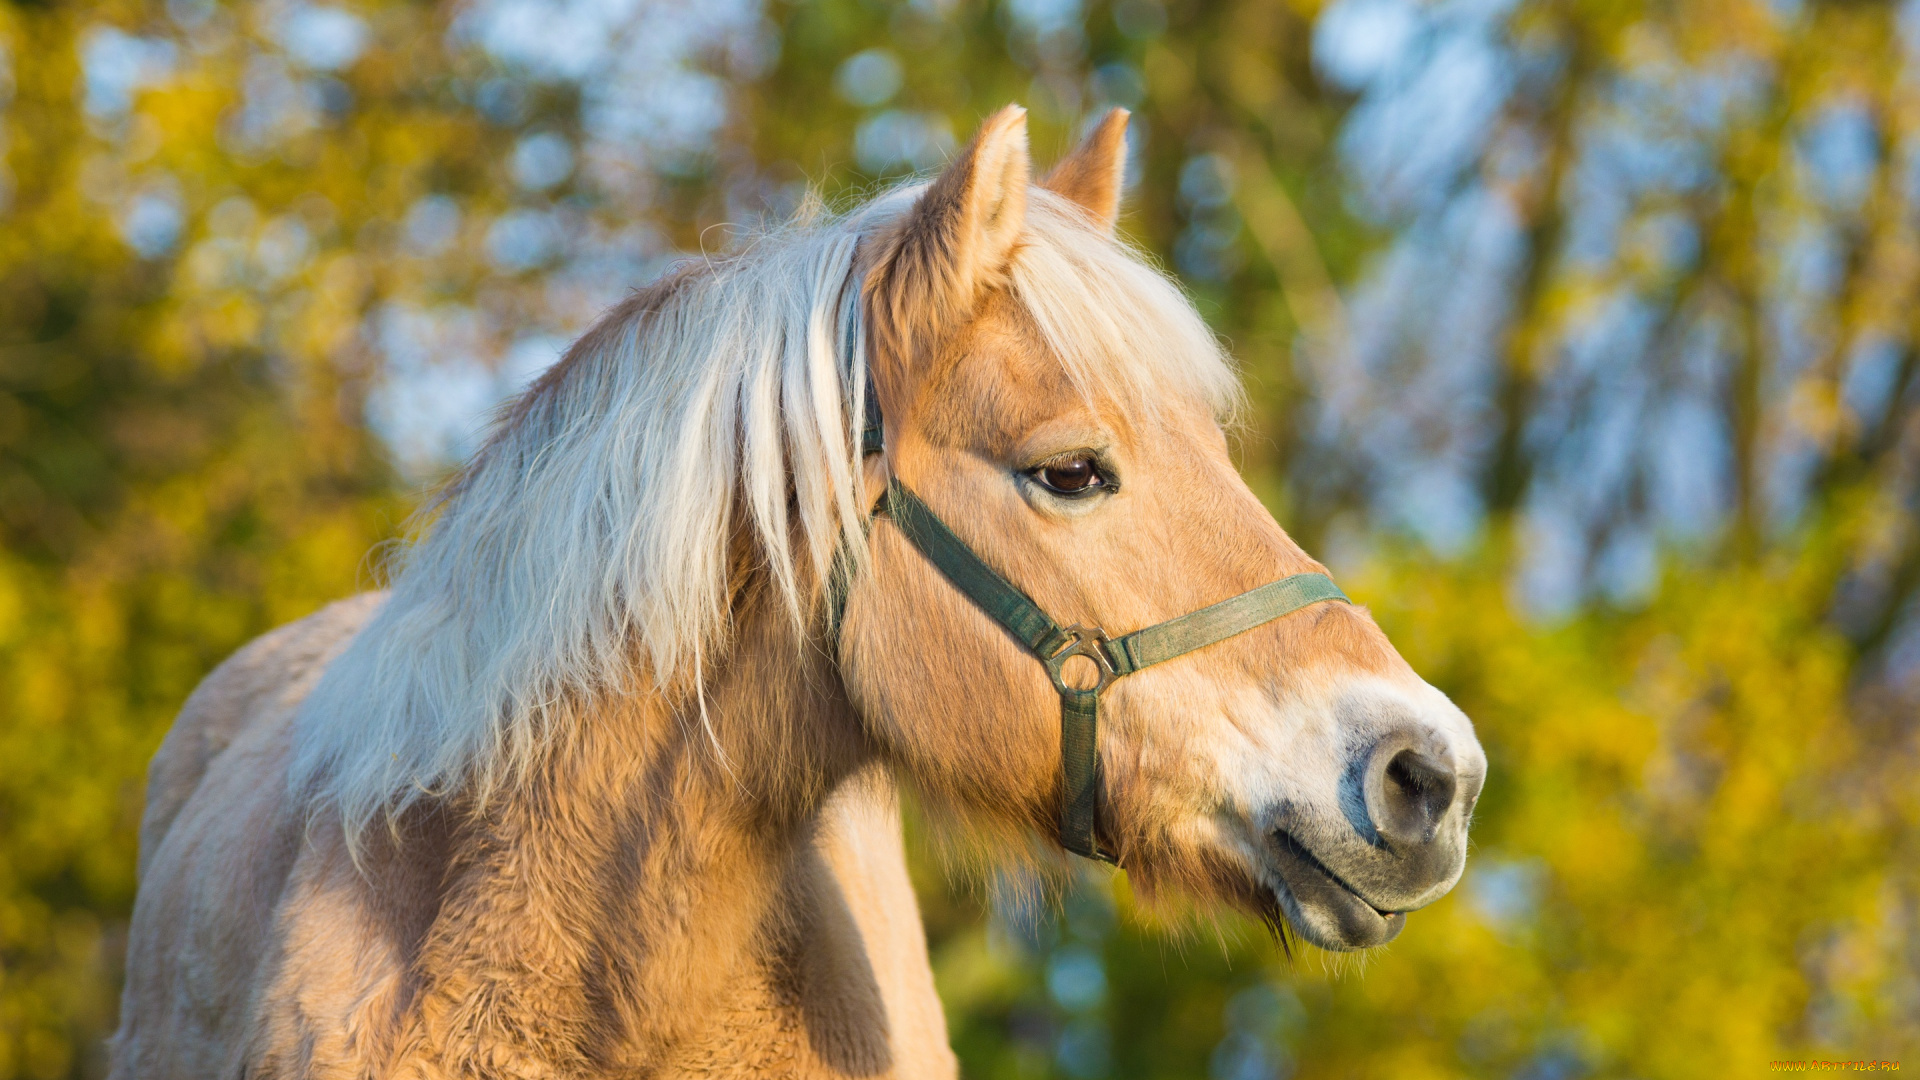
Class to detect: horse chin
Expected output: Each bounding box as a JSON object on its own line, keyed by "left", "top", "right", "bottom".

{"left": 1262, "top": 831, "right": 1407, "bottom": 952}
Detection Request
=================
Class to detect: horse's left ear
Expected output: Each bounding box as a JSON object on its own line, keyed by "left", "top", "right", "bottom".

{"left": 1041, "top": 109, "right": 1129, "bottom": 232}
{"left": 869, "top": 105, "right": 1031, "bottom": 373}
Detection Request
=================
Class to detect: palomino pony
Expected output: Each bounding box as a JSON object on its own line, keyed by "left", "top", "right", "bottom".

{"left": 112, "top": 107, "right": 1485, "bottom": 1078}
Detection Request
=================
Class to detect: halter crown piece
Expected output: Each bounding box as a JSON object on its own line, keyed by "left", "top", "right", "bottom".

{"left": 836, "top": 282, "right": 1350, "bottom": 864}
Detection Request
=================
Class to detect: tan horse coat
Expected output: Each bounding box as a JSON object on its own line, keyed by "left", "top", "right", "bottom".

{"left": 119, "top": 593, "right": 953, "bottom": 1077}
{"left": 112, "top": 105, "right": 1485, "bottom": 1077}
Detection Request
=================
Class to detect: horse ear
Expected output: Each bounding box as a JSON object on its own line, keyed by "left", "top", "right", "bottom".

{"left": 1041, "top": 109, "right": 1129, "bottom": 232}
{"left": 870, "top": 105, "right": 1031, "bottom": 368}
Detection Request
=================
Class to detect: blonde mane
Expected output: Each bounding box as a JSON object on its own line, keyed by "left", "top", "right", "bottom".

{"left": 290, "top": 187, "right": 1239, "bottom": 843}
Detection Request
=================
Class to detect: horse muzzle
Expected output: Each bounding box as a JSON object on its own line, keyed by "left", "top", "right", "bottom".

{"left": 1258, "top": 717, "right": 1486, "bottom": 951}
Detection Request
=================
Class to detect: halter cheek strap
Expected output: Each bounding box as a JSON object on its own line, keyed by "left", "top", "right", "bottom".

{"left": 838, "top": 291, "right": 1348, "bottom": 862}
{"left": 878, "top": 481, "right": 1347, "bottom": 862}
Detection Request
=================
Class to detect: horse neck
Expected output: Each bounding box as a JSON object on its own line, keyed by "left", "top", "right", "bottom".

{"left": 420, "top": 577, "right": 873, "bottom": 1058}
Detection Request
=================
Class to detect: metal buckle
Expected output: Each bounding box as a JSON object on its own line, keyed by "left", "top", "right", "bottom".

{"left": 1044, "top": 625, "right": 1120, "bottom": 696}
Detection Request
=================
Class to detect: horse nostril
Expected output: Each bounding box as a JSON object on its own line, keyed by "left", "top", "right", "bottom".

{"left": 1372, "top": 746, "right": 1457, "bottom": 847}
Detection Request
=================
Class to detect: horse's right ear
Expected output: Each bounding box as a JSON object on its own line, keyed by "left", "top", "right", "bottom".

{"left": 869, "top": 105, "right": 1031, "bottom": 373}
{"left": 1042, "top": 108, "right": 1128, "bottom": 232}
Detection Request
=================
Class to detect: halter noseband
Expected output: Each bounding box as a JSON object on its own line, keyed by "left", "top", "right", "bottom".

{"left": 839, "top": 301, "right": 1349, "bottom": 864}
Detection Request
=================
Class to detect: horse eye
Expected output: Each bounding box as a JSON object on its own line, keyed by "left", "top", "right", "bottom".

{"left": 1032, "top": 457, "right": 1105, "bottom": 495}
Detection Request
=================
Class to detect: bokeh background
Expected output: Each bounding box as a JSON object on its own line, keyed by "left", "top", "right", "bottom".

{"left": 3, "top": 0, "right": 1919, "bottom": 1075}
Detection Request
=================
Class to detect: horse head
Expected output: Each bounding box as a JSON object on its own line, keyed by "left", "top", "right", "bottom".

{"left": 840, "top": 107, "right": 1486, "bottom": 951}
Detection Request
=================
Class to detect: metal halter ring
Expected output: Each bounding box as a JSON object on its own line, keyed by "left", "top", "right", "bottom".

{"left": 1044, "top": 625, "right": 1120, "bottom": 696}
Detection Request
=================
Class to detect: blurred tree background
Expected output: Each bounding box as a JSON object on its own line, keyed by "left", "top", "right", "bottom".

{"left": 2, "top": 0, "right": 1917, "bottom": 1076}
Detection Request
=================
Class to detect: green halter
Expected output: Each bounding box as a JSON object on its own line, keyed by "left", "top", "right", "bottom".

{"left": 839, "top": 303, "right": 1349, "bottom": 863}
